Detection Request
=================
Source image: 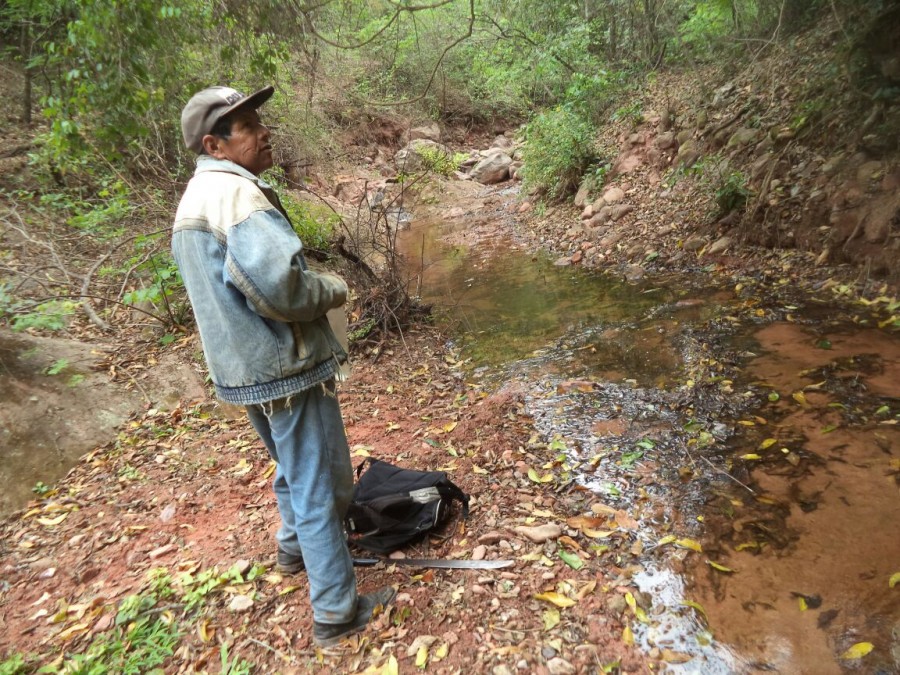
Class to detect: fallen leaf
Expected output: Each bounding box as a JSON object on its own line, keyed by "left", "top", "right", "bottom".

{"left": 759, "top": 438, "right": 777, "bottom": 450}
{"left": 740, "top": 453, "right": 761, "bottom": 460}
{"left": 528, "top": 467, "right": 554, "bottom": 483}
{"left": 706, "top": 560, "right": 735, "bottom": 573}
{"left": 534, "top": 592, "right": 576, "bottom": 608}
{"left": 625, "top": 592, "right": 649, "bottom": 623}
{"left": 840, "top": 642, "right": 873, "bottom": 660}
{"left": 792, "top": 391, "right": 810, "bottom": 407}
{"left": 890, "top": 572, "right": 900, "bottom": 588}
{"left": 682, "top": 600, "right": 708, "bottom": 623}
{"left": 543, "top": 608, "right": 561, "bottom": 630}
{"left": 675, "top": 538, "right": 703, "bottom": 552}
{"left": 37, "top": 514, "right": 68, "bottom": 527}
{"left": 622, "top": 624, "right": 634, "bottom": 646}
{"left": 558, "top": 549, "right": 584, "bottom": 570}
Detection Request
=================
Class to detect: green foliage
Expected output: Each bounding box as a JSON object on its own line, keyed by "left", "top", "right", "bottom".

{"left": 281, "top": 194, "right": 339, "bottom": 252}
{"left": 418, "top": 147, "right": 465, "bottom": 177}
{"left": 44, "top": 358, "right": 69, "bottom": 375}
{"left": 6, "top": 299, "right": 79, "bottom": 332}
{"left": 521, "top": 106, "right": 597, "bottom": 200}
{"left": 220, "top": 644, "right": 253, "bottom": 675}
{"left": 0, "top": 654, "right": 26, "bottom": 675}
{"left": 51, "top": 593, "right": 179, "bottom": 674}
{"left": 715, "top": 170, "right": 752, "bottom": 213}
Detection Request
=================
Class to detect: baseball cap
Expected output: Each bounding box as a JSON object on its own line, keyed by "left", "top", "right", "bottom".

{"left": 181, "top": 85, "right": 275, "bottom": 153}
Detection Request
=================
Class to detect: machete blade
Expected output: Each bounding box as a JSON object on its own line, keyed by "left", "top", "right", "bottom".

{"left": 353, "top": 557, "right": 514, "bottom": 569}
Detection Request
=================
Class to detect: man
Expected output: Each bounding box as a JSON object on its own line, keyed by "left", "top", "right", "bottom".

{"left": 173, "top": 84, "right": 394, "bottom": 647}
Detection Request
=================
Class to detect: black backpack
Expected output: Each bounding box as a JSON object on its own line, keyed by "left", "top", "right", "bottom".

{"left": 344, "top": 458, "right": 469, "bottom": 555}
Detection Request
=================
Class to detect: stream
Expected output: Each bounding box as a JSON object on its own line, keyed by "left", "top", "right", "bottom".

{"left": 397, "top": 197, "right": 900, "bottom": 674}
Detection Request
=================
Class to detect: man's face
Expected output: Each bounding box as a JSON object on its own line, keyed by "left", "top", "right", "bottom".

{"left": 212, "top": 109, "right": 273, "bottom": 176}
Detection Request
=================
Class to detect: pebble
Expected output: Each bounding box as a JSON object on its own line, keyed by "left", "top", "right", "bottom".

{"left": 513, "top": 523, "right": 562, "bottom": 543}
{"left": 472, "top": 545, "right": 487, "bottom": 560}
{"left": 547, "top": 657, "right": 576, "bottom": 675}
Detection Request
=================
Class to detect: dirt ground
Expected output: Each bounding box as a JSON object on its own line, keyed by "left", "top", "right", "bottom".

{"left": 0, "top": 319, "right": 655, "bottom": 673}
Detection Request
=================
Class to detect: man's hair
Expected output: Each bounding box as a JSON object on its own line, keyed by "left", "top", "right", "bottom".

{"left": 199, "top": 115, "right": 234, "bottom": 155}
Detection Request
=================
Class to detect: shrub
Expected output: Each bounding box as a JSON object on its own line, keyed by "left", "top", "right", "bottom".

{"left": 520, "top": 105, "right": 597, "bottom": 200}
{"left": 281, "top": 194, "right": 340, "bottom": 252}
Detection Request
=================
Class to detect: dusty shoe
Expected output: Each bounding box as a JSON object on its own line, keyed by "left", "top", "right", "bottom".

{"left": 276, "top": 547, "right": 305, "bottom": 574}
{"left": 313, "top": 586, "right": 397, "bottom": 647}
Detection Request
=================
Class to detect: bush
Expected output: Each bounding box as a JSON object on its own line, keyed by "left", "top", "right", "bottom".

{"left": 281, "top": 194, "right": 340, "bottom": 252}
{"left": 520, "top": 106, "right": 597, "bottom": 200}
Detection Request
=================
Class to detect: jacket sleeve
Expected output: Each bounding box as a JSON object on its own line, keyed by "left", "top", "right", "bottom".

{"left": 224, "top": 207, "right": 347, "bottom": 323}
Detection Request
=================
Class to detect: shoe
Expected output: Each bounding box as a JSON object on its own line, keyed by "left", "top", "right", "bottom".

{"left": 276, "top": 547, "right": 305, "bottom": 574}
{"left": 313, "top": 586, "right": 397, "bottom": 647}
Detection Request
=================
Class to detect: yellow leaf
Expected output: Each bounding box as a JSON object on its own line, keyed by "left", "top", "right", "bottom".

{"left": 543, "top": 608, "right": 561, "bottom": 630}
{"left": 434, "top": 643, "right": 449, "bottom": 660}
{"left": 792, "top": 391, "right": 809, "bottom": 407}
{"left": 890, "top": 572, "right": 900, "bottom": 588}
{"left": 37, "top": 513, "right": 68, "bottom": 526}
{"left": 625, "top": 592, "right": 649, "bottom": 624}
{"left": 386, "top": 422, "right": 400, "bottom": 432}
{"left": 262, "top": 462, "right": 276, "bottom": 479}
{"left": 442, "top": 421, "right": 458, "bottom": 434}
{"left": 675, "top": 538, "right": 703, "bottom": 552}
{"left": 740, "top": 453, "right": 761, "bottom": 460}
{"left": 583, "top": 528, "right": 615, "bottom": 539}
{"left": 279, "top": 585, "right": 301, "bottom": 596}
{"left": 737, "top": 420, "right": 755, "bottom": 426}
{"left": 622, "top": 624, "right": 634, "bottom": 646}
{"left": 735, "top": 541, "right": 760, "bottom": 552}
{"left": 415, "top": 645, "right": 428, "bottom": 668}
{"left": 231, "top": 458, "right": 252, "bottom": 476}
{"left": 707, "top": 560, "right": 735, "bottom": 573}
{"left": 534, "top": 592, "right": 576, "bottom": 608}
{"left": 381, "top": 654, "right": 399, "bottom": 675}
{"left": 472, "top": 465, "right": 488, "bottom": 474}
{"left": 657, "top": 535, "right": 676, "bottom": 546}
{"left": 798, "top": 596, "right": 808, "bottom": 611}
{"left": 759, "top": 438, "right": 777, "bottom": 450}
{"left": 351, "top": 445, "right": 372, "bottom": 457}
{"left": 840, "top": 642, "right": 873, "bottom": 660}
{"left": 198, "top": 618, "right": 214, "bottom": 643}
{"left": 528, "top": 468, "right": 553, "bottom": 483}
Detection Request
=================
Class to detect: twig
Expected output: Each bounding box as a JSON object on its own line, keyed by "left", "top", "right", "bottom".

{"left": 701, "top": 456, "right": 755, "bottom": 495}
{"left": 240, "top": 636, "right": 289, "bottom": 661}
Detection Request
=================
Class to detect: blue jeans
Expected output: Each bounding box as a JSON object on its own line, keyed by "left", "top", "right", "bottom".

{"left": 246, "top": 381, "right": 357, "bottom": 624}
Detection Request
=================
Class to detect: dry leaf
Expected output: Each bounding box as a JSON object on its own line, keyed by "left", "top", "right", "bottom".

{"left": 840, "top": 642, "right": 873, "bottom": 660}
{"left": 534, "top": 591, "right": 576, "bottom": 608}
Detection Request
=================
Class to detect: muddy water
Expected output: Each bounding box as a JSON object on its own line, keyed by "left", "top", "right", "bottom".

{"left": 398, "top": 213, "right": 900, "bottom": 673}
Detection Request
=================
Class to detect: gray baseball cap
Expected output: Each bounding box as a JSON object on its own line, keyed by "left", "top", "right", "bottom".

{"left": 181, "top": 85, "right": 274, "bottom": 153}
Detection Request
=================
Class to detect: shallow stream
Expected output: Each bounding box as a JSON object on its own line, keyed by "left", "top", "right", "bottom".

{"left": 398, "top": 203, "right": 900, "bottom": 673}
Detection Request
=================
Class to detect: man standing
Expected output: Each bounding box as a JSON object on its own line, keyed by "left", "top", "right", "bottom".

{"left": 173, "top": 84, "right": 394, "bottom": 647}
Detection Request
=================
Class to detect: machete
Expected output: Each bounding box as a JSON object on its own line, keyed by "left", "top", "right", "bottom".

{"left": 352, "top": 557, "right": 514, "bottom": 569}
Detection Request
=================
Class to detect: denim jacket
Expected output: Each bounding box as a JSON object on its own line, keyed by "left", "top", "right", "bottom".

{"left": 172, "top": 157, "right": 347, "bottom": 405}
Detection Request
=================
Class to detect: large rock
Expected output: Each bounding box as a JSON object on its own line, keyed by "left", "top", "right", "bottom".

{"left": 676, "top": 139, "right": 700, "bottom": 168}
{"left": 470, "top": 152, "right": 512, "bottom": 184}
{"left": 408, "top": 122, "right": 441, "bottom": 143}
{"left": 602, "top": 186, "right": 626, "bottom": 204}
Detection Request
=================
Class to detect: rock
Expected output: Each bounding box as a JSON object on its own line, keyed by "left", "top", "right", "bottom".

{"left": 573, "top": 184, "right": 591, "bottom": 208}
{"left": 493, "top": 666, "right": 514, "bottom": 675}
{"left": 547, "top": 657, "right": 576, "bottom": 675}
{"left": 676, "top": 139, "right": 700, "bottom": 168}
{"left": 492, "top": 134, "right": 514, "bottom": 149}
{"left": 707, "top": 236, "right": 733, "bottom": 255}
{"left": 571, "top": 250, "right": 583, "bottom": 264}
{"left": 602, "top": 186, "right": 626, "bottom": 204}
{"left": 513, "top": 523, "right": 562, "bottom": 543}
{"left": 727, "top": 127, "right": 759, "bottom": 148}
{"left": 592, "top": 197, "right": 607, "bottom": 210}
{"left": 554, "top": 256, "right": 572, "bottom": 267}
{"left": 233, "top": 559, "right": 252, "bottom": 576}
{"left": 408, "top": 122, "right": 441, "bottom": 143}
{"left": 472, "top": 545, "right": 487, "bottom": 560}
{"left": 478, "top": 531, "right": 505, "bottom": 545}
{"left": 683, "top": 235, "right": 706, "bottom": 251}
{"left": 864, "top": 217, "right": 891, "bottom": 243}
{"left": 580, "top": 204, "right": 594, "bottom": 220}
{"left": 471, "top": 152, "right": 512, "bottom": 184}
{"left": 655, "top": 131, "right": 676, "bottom": 150}
{"left": 857, "top": 161, "right": 883, "bottom": 184}
{"left": 624, "top": 264, "right": 645, "bottom": 282}
{"left": 406, "top": 635, "right": 439, "bottom": 657}
{"left": 609, "top": 204, "right": 634, "bottom": 221}
{"left": 676, "top": 130, "right": 693, "bottom": 146}
{"left": 229, "top": 595, "right": 254, "bottom": 612}
{"left": 695, "top": 110, "right": 708, "bottom": 128}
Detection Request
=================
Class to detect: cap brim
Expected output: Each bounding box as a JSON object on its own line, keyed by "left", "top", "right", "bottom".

{"left": 220, "top": 85, "right": 275, "bottom": 119}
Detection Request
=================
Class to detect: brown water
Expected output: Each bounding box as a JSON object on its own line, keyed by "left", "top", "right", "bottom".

{"left": 398, "top": 210, "right": 900, "bottom": 673}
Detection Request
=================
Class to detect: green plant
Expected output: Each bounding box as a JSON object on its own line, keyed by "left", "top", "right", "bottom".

{"left": 611, "top": 100, "right": 644, "bottom": 127}
{"left": 7, "top": 299, "right": 79, "bottom": 332}
{"left": 280, "top": 194, "right": 339, "bottom": 252}
{"left": 418, "top": 146, "right": 464, "bottom": 177}
{"left": 0, "top": 653, "right": 26, "bottom": 675}
{"left": 715, "top": 170, "right": 752, "bottom": 214}
{"left": 31, "top": 481, "right": 52, "bottom": 496}
{"left": 220, "top": 643, "right": 253, "bottom": 675}
{"left": 521, "top": 105, "right": 597, "bottom": 200}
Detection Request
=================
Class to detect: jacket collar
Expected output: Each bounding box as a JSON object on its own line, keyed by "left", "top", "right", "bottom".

{"left": 194, "top": 156, "right": 273, "bottom": 190}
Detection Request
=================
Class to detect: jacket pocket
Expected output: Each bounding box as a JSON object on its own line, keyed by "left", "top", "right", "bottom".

{"left": 291, "top": 323, "right": 311, "bottom": 362}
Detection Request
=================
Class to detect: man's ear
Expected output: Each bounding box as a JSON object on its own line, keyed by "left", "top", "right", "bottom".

{"left": 201, "top": 134, "right": 227, "bottom": 158}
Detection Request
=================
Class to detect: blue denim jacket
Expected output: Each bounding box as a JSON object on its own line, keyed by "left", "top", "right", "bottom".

{"left": 172, "top": 157, "right": 347, "bottom": 405}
